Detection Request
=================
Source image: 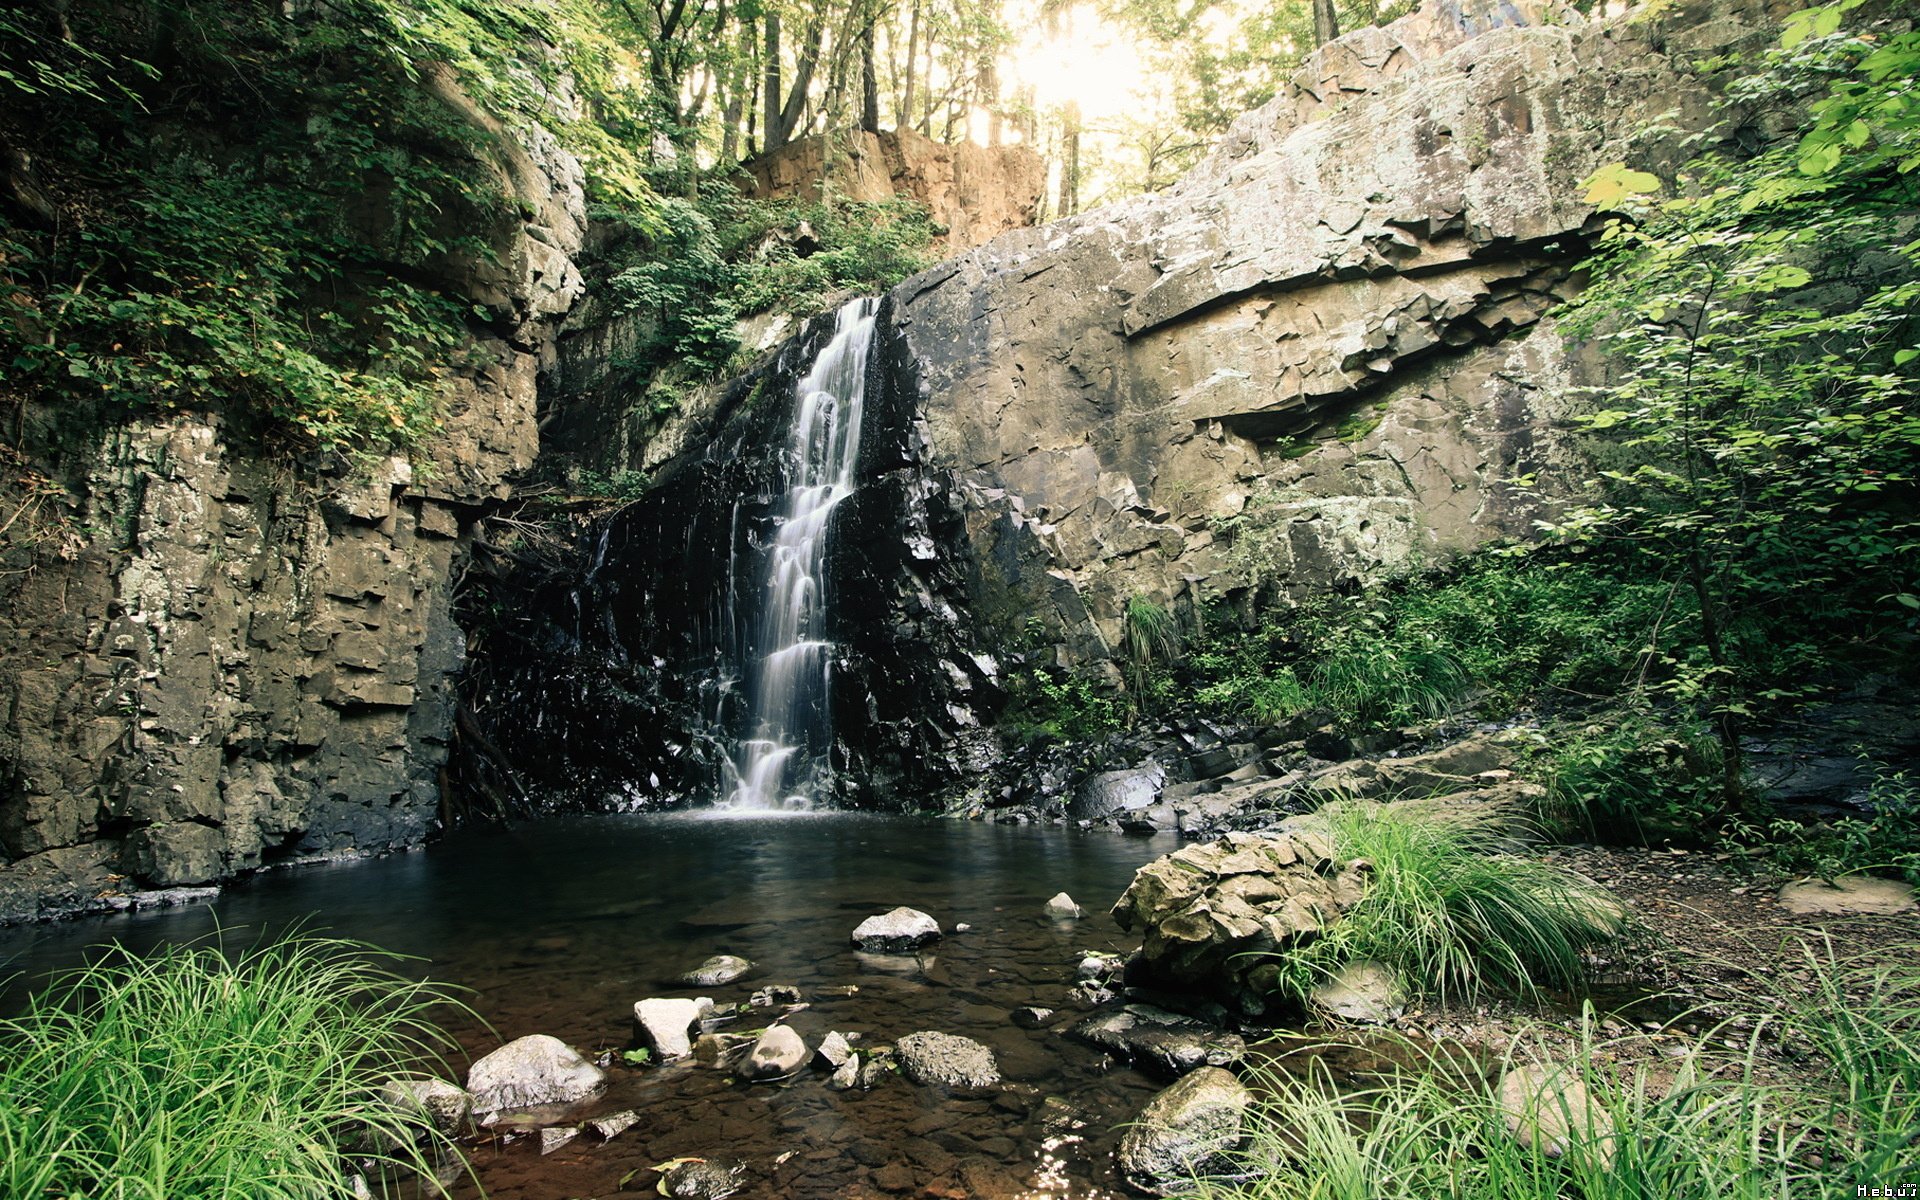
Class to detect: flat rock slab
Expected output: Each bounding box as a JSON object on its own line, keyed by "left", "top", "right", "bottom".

{"left": 681, "top": 954, "right": 753, "bottom": 986}
{"left": 1778, "top": 876, "right": 1916, "bottom": 916}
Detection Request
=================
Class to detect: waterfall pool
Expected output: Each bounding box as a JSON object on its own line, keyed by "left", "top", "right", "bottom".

{"left": 0, "top": 812, "right": 1215, "bottom": 1199}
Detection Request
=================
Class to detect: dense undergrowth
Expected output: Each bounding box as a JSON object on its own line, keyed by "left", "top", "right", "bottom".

{"left": 1179, "top": 942, "right": 1920, "bottom": 1200}
{"left": 0, "top": 933, "right": 466, "bottom": 1200}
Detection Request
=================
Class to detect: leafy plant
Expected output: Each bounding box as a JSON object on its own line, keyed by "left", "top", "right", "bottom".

{"left": 0, "top": 932, "right": 471, "bottom": 1200}
{"left": 1266, "top": 803, "right": 1624, "bottom": 1008}
{"left": 1726, "top": 769, "right": 1920, "bottom": 884}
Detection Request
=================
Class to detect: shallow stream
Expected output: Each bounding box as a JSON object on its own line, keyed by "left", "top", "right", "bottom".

{"left": 0, "top": 813, "right": 1210, "bottom": 1199}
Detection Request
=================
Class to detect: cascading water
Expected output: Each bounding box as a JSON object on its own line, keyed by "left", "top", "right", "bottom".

{"left": 724, "top": 297, "right": 879, "bottom": 810}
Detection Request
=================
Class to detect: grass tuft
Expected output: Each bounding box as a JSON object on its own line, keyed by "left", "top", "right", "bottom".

{"left": 0, "top": 932, "right": 472, "bottom": 1200}
{"left": 1275, "top": 803, "right": 1624, "bottom": 1007}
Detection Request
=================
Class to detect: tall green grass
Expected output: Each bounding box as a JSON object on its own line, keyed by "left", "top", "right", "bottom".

{"left": 0, "top": 933, "right": 471, "bottom": 1200}
{"left": 1179, "top": 942, "right": 1920, "bottom": 1200}
{"left": 1274, "top": 804, "right": 1624, "bottom": 1007}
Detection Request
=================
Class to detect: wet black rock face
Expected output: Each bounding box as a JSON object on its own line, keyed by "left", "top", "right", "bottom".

{"left": 464, "top": 297, "right": 1004, "bottom": 813}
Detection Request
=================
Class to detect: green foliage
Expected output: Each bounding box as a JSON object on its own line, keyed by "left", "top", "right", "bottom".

{"left": 1553, "top": 4, "right": 1920, "bottom": 792}
{"left": 1726, "top": 769, "right": 1920, "bottom": 885}
{"left": 1180, "top": 945, "right": 1920, "bottom": 1200}
{"left": 573, "top": 467, "right": 653, "bottom": 501}
{"left": 0, "top": 1, "right": 542, "bottom": 458}
{"left": 1186, "top": 559, "right": 1686, "bottom": 732}
{"left": 1534, "top": 710, "right": 1727, "bottom": 842}
{"left": 602, "top": 187, "right": 938, "bottom": 377}
{"left": 1266, "top": 804, "right": 1622, "bottom": 1008}
{"left": 1122, "top": 595, "right": 1181, "bottom": 712}
{"left": 0, "top": 933, "right": 469, "bottom": 1200}
{"left": 1004, "top": 664, "right": 1126, "bottom": 743}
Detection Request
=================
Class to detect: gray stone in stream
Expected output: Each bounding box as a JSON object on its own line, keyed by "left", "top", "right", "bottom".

{"left": 693, "top": 1032, "right": 756, "bottom": 1069}
{"left": 1072, "top": 764, "right": 1167, "bottom": 821}
{"left": 1077, "top": 952, "right": 1123, "bottom": 980}
{"left": 1311, "top": 960, "right": 1408, "bottom": 1024}
{"left": 1497, "top": 1063, "right": 1615, "bottom": 1164}
{"left": 1011, "top": 1006, "right": 1053, "bottom": 1029}
{"left": 1070, "top": 1006, "right": 1244, "bottom": 1079}
{"left": 857, "top": 1046, "right": 897, "bottom": 1089}
{"left": 589, "top": 1109, "right": 640, "bottom": 1141}
{"left": 681, "top": 954, "right": 753, "bottom": 986}
{"left": 660, "top": 1157, "right": 747, "bottom": 1200}
{"left": 466, "top": 1035, "right": 605, "bottom": 1116}
{"left": 827, "top": 1053, "right": 862, "bottom": 1090}
{"left": 814, "top": 1030, "right": 855, "bottom": 1069}
{"left": 538, "top": 1126, "right": 579, "bottom": 1155}
{"left": 379, "top": 1076, "right": 471, "bottom": 1137}
{"left": 1117, "top": 1067, "right": 1253, "bottom": 1194}
{"left": 632, "top": 997, "right": 715, "bottom": 1061}
{"left": 1044, "top": 891, "right": 1083, "bottom": 918}
{"left": 749, "top": 983, "right": 803, "bottom": 1007}
{"left": 737, "top": 1024, "right": 808, "bottom": 1081}
{"left": 850, "top": 906, "right": 942, "bottom": 951}
{"left": 896, "top": 1031, "right": 1000, "bottom": 1089}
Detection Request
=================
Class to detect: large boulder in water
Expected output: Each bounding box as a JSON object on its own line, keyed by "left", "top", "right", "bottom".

{"left": 466, "top": 1035, "right": 605, "bottom": 1116}
{"left": 1111, "top": 830, "right": 1369, "bottom": 1016}
{"left": 633, "top": 997, "right": 716, "bottom": 1061}
{"left": 896, "top": 1031, "right": 1000, "bottom": 1088}
{"left": 850, "top": 906, "right": 942, "bottom": 951}
{"left": 1117, "top": 1067, "right": 1253, "bottom": 1194}
{"left": 736, "top": 1024, "right": 808, "bottom": 1081}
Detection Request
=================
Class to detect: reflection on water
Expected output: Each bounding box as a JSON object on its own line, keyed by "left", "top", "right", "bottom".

{"left": 0, "top": 812, "right": 1185, "bottom": 1199}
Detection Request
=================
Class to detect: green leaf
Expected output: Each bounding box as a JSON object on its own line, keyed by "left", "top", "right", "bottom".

{"left": 1582, "top": 164, "right": 1662, "bottom": 208}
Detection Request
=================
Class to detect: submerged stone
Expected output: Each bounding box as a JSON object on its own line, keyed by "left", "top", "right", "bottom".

{"left": 681, "top": 954, "right": 753, "bottom": 986}
{"left": 896, "top": 1030, "right": 1000, "bottom": 1089}
{"left": 1117, "top": 1067, "right": 1252, "bottom": 1194}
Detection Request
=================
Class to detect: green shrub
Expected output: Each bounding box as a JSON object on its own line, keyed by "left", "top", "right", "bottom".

{"left": 1533, "top": 710, "right": 1727, "bottom": 842}
{"left": 0, "top": 933, "right": 470, "bottom": 1200}
{"left": 1180, "top": 942, "right": 1920, "bottom": 1200}
{"left": 1270, "top": 803, "right": 1624, "bottom": 1007}
{"left": 1727, "top": 769, "right": 1920, "bottom": 884}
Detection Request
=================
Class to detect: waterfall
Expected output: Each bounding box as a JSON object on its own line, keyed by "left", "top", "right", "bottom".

{"left": 724, "top": 297, "right": 879, "bottom": 810}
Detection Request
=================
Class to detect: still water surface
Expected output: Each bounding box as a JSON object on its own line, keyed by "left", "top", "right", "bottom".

{"left": 0, "top": 812, "right": 1191, "bottom": 1199}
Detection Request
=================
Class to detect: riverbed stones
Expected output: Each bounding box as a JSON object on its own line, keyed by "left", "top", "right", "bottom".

{"left": 693, "top": 1032, "right": 755, "bottom": 1068}
{"left": 681, "top": 954, "right": 753, "bottom": 986}
{"left": 1044, "top": 891, "right": 1083, "bottom": 918}
{"left": 660, "top": 1156, "right": 747, "bottom": 1200}
{"left": 1117, "top": 1067, "right": 1253, "bottom": 1194}
{"left": 590, "top": 1109, "right": 640, "bottom": 1141}
{"left": 1069, "top": 1006, "right": 1246, "bottom": 1079}
{"left": 538, "top": 1126, "right": 579, "bottom": 1155}
{"left": 827, "top": 1053, "right": 862, "bottom": 1090}
{"left": 379, "top": 1076, "right": 472, "bottom": 1137}
{"left": 466, "top": 1035, "right": 605, "bottom": 1116}
{"left": 633, "top": 997, "right": 716, "bottom": 1061}
{"left": 737, "top": 1024, "right": 808, "bottom": 1081}
{"left": 1111, "top": 830, "right": 1371, "bottom": 1015}
{"left": 814, "top": 1030, "right": 855, "bottom": 1069}
{"left": 1311, "top": 960, "right": 1408, "bottom": 1024}
{"left": 897, "top": 1031, "right": 1000, "bottom": 1089}
{"left": 1011, "top": 1006, "right": 1054, "bottom": 1029}
{"left": 1497, "top": 1063, "right": 1615, "bottom": 1164}
{"left": 851, "top": 906, "right": 943, "bottom": 951}
{"left": 1076, "top": 951, "right": 1124, "bottom": 980}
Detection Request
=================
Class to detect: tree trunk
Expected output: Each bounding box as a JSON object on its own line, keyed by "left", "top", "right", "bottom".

{"left": 1058, "top": 101, "right": 1080, "bottom": 216}
{"left": 898, "top": 0, "right": 920, "bottom": 129}
{"left": 1312, "top": 0, "right": 1340, "bottom": 47}
{"left": 763, "top": 10, "right": 783, "bottom": 151}
{"left": 860, "top": 24, "right": 880, "bottom": 133}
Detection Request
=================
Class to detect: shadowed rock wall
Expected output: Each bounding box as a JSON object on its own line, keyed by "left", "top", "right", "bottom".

{"left": 0, "top": 88, "right": 587, "bottom": 921}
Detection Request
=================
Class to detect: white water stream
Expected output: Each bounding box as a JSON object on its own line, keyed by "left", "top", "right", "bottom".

{"left": 724, "top": 297, "right": 878, "bottom": 810}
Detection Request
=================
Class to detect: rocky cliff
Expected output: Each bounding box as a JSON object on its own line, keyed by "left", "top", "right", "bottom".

{"left": 499, "top": 0, "right": 1789, "bottom": 810}
{"left": 0, "top": 89, "right": 587, "bottom": 921}
{"left": 743, "top": 128, "right": 1047, "bottom": 255}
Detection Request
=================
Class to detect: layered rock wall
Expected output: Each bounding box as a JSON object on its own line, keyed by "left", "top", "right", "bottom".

{"left": 0, "top": 90, "right": 586, "bottom": 921}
